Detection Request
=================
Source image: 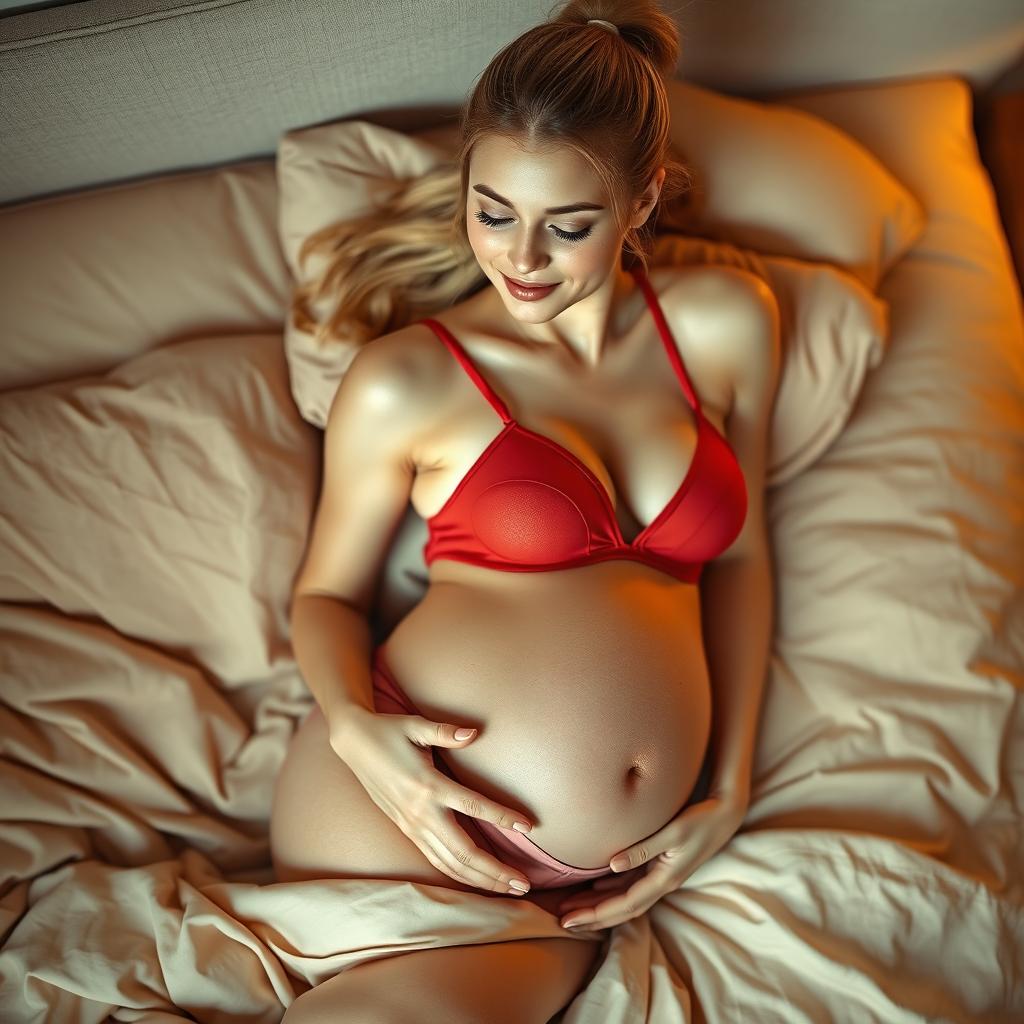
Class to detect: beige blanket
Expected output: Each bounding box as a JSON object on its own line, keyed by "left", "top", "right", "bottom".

{"left": 2, "top": 86, "right": 1024, "bottom": 1024}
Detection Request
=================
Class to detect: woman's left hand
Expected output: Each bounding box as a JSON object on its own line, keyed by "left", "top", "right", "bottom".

{"left": 557, "top": 785, "right": 749, "bottom": 932}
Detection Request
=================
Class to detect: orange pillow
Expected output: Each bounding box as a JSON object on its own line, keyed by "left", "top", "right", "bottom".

{"left": 660, "top": 80, "right": 925, "bottom": 292}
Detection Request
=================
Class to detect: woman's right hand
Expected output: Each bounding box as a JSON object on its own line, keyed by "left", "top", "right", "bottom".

{"left": 330, "top": 707, "right": 536, "bottom": 896}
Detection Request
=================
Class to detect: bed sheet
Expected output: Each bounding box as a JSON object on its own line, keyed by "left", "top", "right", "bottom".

{"left": 1, "top": 83, "right": 1023, "bottom": 1023}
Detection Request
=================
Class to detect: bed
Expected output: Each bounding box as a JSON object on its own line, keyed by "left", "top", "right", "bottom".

{"left": 1, "top": 2, "right": 1022, "bottom": 1022}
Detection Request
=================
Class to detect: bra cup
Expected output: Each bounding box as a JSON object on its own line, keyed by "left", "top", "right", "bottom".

{"left": 471, "top": 479, "right": 591, "bottom": 561}
{"left": 666, "top": 446, "right": 747, "bottom": 559}
{"left": 647, "top": 425, "right": 748, "bottom": 560}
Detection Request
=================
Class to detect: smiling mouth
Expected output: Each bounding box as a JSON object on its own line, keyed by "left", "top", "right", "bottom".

{"left": 503, "top": 274, "right": 557, "bottom": 288}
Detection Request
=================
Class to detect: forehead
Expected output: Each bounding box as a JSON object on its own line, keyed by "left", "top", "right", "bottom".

{"left": 469, "top": 135, "right": 602, "bottom": 200}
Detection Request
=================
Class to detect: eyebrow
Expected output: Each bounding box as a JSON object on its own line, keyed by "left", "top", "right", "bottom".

{"left": 472, "top": 184, "right": 605, "bottom": 215}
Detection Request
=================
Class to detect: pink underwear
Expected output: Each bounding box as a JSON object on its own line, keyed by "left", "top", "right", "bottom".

{"left": 370, "top": 643, "right": 712, "bottom": 891}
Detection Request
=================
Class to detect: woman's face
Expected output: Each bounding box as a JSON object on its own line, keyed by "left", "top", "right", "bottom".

{"left": 465, "top": 135, "right": 631, "bottom": 320}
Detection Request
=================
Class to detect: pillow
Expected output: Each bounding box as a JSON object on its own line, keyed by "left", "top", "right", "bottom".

{"left": 659, "top": 79, "right": 926, "bottom": 291}
{"left": 277, "top": 119, "right": 889, "bottom": 486}
{"left": 276, "top": 119, "right": 460, "bottom": 429}
{"left": 0, "top": 333, "right": 320, "bottom": 693}
{"left": 0, "top": 160, "right": 289, "bottom": 396}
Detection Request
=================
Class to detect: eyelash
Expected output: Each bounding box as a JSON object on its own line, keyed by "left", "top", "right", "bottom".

{"left": 473, "top": 210, "right": 593, "bottom": 244}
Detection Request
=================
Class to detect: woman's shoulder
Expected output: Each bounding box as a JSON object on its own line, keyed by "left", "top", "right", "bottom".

{"left": 352, "top": 318, "right": 473, "bottom": 427}
{"left": 645, "top": 262, "right": 777, "bottom": 418}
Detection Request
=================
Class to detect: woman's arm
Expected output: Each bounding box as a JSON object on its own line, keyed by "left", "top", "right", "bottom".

{"left": 289, "top": 330, "right": 432, "bottom": 740}
{"left": 696, "top": 271, "right": 782, "bottom": 800}
{"left": 700, "top": 538, "right": 774, "bottom": 799}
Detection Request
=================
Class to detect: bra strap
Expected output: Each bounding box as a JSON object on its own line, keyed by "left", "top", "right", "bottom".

{"left": 417, "top": 318, "right": 513, "bottom": 424}
{"left": 629, "top": 265, "right": 701, "bottom": 413}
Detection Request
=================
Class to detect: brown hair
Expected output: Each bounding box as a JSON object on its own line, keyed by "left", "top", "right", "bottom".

{"left": 291, "top": 0, "right": 693, "bottom": 350}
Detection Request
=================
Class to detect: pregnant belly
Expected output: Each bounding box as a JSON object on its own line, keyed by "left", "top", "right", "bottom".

{"left": 382, "top": 561, "right": 712, "bottom": 869}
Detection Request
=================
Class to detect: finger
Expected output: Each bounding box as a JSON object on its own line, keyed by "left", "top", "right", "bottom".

{"left": 608, "top": 838, "right": 664, "bottom": 873}
{"left": 440, "top": 780, "right": 534, "bottom": 837}
{"left": 411, "top": 718, "right": 478, "bottom": 749}
{"left": 659, "top": 848, "right": 687, "bottom": 864}
{"left": 561, "top": 867, "right": 669, "bottom": 929}
{"left": 558, "top": 867, "right": 643, "bottom": 912}
{"left": 596, "top": 868, "right": 641, "bottom": 888}
{"left": 406, "top": 804, "right": 509, "bottom": 891}
{"left": 567, "top": 911, "right": 645, "bottom": 932}
{"left": 419, "top": 829, "right": 518, "bottom": 893}
{"left": 428, "top": 814, "right": 534, "bottom": 895}
{"left": 558, "top": 885, "right": 633, "bottom": 913}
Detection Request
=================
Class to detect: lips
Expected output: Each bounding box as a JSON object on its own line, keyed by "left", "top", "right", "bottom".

{"left": 506, "top": 276, "right": 555, "bottom": 287}
{"left": 501, "top": 273, "right": 559, "bottom": 301}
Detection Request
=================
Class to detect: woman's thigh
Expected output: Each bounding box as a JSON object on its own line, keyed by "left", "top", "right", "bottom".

{"left": 282, "top": 933, "right": 603, "bottom": 1024}
{"left": 270, "top": 704, "right": 479, "bottom": 891}
{"left": 270, "top": 704, "right": 592, "bottom": 915}
{"left": 271, "top": 706, "right": 604, "bottom": 1022}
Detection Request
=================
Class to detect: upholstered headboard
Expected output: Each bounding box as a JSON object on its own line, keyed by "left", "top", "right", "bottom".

{"left": 1, "top": 0, "right": 1022, "bottom": 208}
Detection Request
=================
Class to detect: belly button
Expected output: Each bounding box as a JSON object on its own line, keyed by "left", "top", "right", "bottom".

{"left": 625, "top": 763, "right": 648, "bottom": 784}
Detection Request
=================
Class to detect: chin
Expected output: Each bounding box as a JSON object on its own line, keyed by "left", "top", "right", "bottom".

{"left": 505, "top": 296, "right": 565, "bottom": 321}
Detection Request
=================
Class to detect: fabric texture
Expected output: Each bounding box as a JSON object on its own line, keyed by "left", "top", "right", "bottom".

{"left": 0, "top": 159, "right": 289, "bottom": 394}
{"left": 977, "top": 86, "right": 1024, "bottom": 291}
{"left": 658, "top": 79, "right": 925, "bottom": 290}
{"left": 0, "top": 333, "right": 320, "bottom": 690}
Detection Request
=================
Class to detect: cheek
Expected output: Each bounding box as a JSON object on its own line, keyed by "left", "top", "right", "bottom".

{"left": 574, "top": 246, "right": 612, "bottom": 272}
{"left": 466, "top": 222, "right": 493, "bottom": 258}
{"left": 468, "top": 225, "right": 505, "bottom": 258}
{"left": 560, "top": 246, "right": 614, "bottom": 282}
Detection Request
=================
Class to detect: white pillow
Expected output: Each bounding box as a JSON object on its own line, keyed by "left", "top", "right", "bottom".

{"left": 0, "top": 334, "right": 319, "bottom": 689}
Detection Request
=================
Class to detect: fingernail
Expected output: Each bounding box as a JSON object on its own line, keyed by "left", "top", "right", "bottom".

{"left": 512, "top": 821, "right": 532, "bottom": 833}
{"left": 509, "top": 879, "right": 529, "bottom": 893}
{"left": 609, "top": 857, "right": 629, "bottom": 872}
{"left": 563, "top": 919, "right": 583, "bottom": 929}
{"left": 454, "top": 728, "right": 474, "bottom": 740}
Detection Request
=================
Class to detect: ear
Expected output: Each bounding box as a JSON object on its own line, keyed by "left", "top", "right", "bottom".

{"left": 632, "top": 166, "right": 667, "bottom": 228}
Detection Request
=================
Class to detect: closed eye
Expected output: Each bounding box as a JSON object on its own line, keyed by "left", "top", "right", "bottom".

{"left": 474, "top": 210, "right": 593, "bottom": 245}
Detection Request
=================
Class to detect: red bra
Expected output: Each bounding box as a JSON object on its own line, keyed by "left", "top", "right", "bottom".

{"left": 415, "top": 265, "right": 747, "bottom": 583}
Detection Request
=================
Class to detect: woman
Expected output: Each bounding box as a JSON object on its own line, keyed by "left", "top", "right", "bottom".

{"left": 271, "top": 2, "right": 779, "bottom": 1020}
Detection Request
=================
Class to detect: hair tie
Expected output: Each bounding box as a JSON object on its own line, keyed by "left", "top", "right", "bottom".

{"left": 587, "top": 18, "right": 620, "bottom": 36}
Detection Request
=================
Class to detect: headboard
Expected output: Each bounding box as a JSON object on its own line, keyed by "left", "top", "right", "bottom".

{"left": 1, "top": 0, "right": 1022, "bottom": 208}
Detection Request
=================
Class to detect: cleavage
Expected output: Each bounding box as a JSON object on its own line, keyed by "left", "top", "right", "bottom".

{"left": 518, "top": 409, "right": 698, "bottom": 544}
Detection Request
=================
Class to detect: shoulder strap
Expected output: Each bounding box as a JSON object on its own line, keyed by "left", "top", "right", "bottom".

{"left": 628, "top": 265, "right": 700, "bottom": 413}
{"left": 416, "top": 318, "right": 513, "bottom": 424}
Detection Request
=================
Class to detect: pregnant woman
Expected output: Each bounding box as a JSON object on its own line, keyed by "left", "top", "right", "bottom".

{"left": 271, "top": 2, "right": 778, "bottom": 1021}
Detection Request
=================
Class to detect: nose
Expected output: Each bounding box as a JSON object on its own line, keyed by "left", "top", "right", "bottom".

{"left": 507, "top": 230, "right": 550, "bottom": 278}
